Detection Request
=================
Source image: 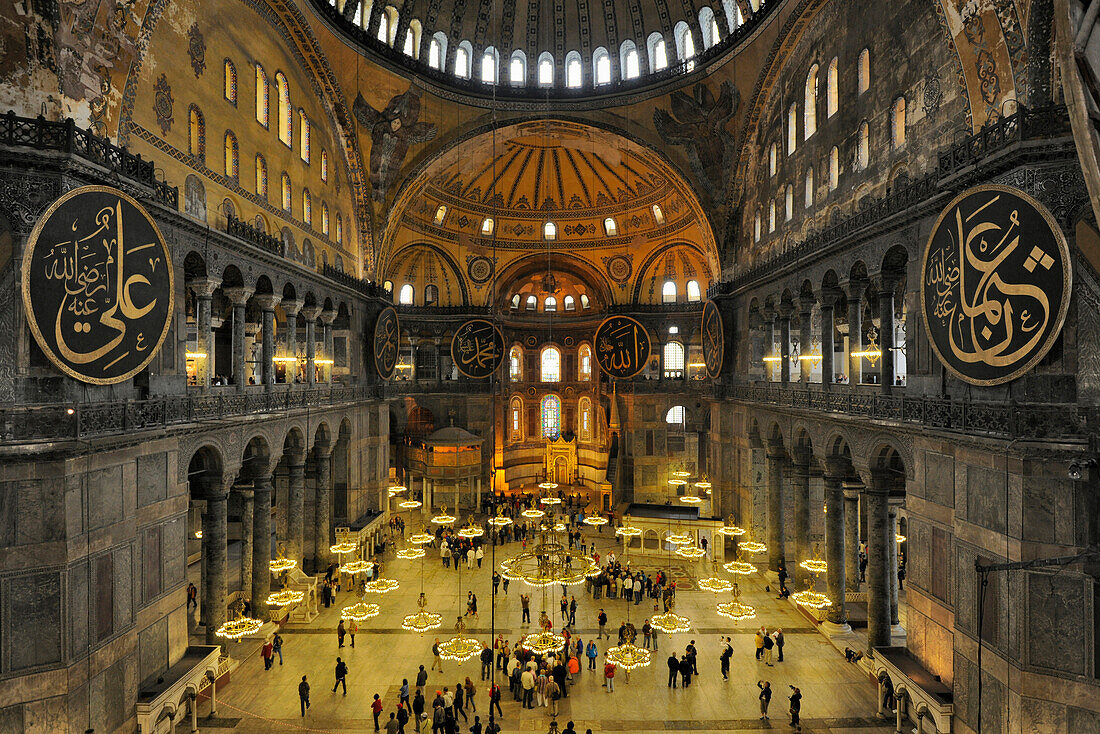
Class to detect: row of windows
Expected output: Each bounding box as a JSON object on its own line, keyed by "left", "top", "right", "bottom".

{"left": 434, "top": 206, "right": 664, "bottom": 238}
{"left": 508, "top": 341, "right": 688, "bottom": 382}
{"left": 509, "top": 293, "right": 592, "bottom": 312}
{"left": 338, "top": 1, "right": 756, "bottom": 88}
{"left": 187, "top": 105, "right": 343, "bottom": 244}
{"left": 512, "top": 395, "right": 685, "bottom": 444}
{"left": 233, "top": 61, "right": 329, "bottom": 176}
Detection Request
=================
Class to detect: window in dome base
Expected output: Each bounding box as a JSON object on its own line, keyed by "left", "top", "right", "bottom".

{"left": 541, "top": 395, "right": 561, "bottom": 440}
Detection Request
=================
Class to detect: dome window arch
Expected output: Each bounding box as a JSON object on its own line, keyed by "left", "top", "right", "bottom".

{"left": 787, "top": 102, "right": 797, "bottom": 154}
{"left": 481, "top": 217, "right": 495, "bottom": 235}
{"left": 224, "top": 59, "right": 237, "bottom": 104}
{"left": 255, "top": 154, "right": 268, "bottom": 198}
{"left": 753, "top": 210, "right": 761, "bottom": 242}
{"left": 321, "top": 202, "right": 330, "bottom": 235}
{"left": 593, "top": 47, "right": 611, "bottom": 85}
{"left": 674, "top": 22, "right": 695, "bottom": 62}
{"left": 665, "top": 405, "right": 685, "bottom": 424}
{"left": 543, "top": 221, "right": 557, "bottom": 240}
{"left": 858, "top": 48, "right": 871, "bottom": 94}
{"left": 785, "top": 185, "right": 793, "bottom": 221}
{"left": 336, "top": 214, "right": 343, "bottom": 243}
{"left": 541, "top": 346, "right": 562, "bottom": 382}
{"left": 768, "top": 200, "right": 776, "bottom": 232}
{"left": 404, "top": 19, "right": 422, "bottom": 57}
{"left": 224, "top": 131, "right": 238, "bottom": 179}
{"left": 398, "top": 283, "right": 414, "bottom": 305}
{"left": 857, "top": 120, "right": 870, "bottom": 169}
{"left": 275, "top": 72, "right": 291, "bottom": 146}
{"left": 434, "top": 204, "right": 448, "bottom": 225}
{"left": 510, "top": 396, "right": 525, "bottom": 442}
{"left": 509, "top": 346, "right": 523, "bottom": 379}
{"left": 383, "top": 280, "right": 393, "bottom": 293}
{"left": 827, "top": 57, "right": 839, "bottom": 117}
{"left": 699, "top": 7, "right": 719, "bottom": 48}
{"left": 804, "top": 64, "right": 818, "bottom": 139}
{"left": 481, "top": 46, "right": 500, "bottom": 83}
{"left": 578, "top": 344, "right": 592, "bottom": 379}
{"left": 663, "top": 342, "right": 685, "bottom": 378}
{"left": 254, "top": 64, "right": 268, "bottom": 127}
{"left": 579, "top": 396, "right": 593, "bottom": 440}
{"left": 721, "top": 0, "right": 742, "bottom": 31}
{"left": 302, "top": 188, "right": 312, "bottom": 226}
{"left": 768, "top": 143, "right": 777, "bottom": 176}
{"left": 652, "top": 204, "right": 665, "bottom": 224}
{"left": 188, "top": 105, "right": 205, "bottom": 160}
{"left": 544, "top": 296, "right": 557, "bottom": 312}
{"left": 662, "top": 280, "right": 677, "bottom": 303}
{"left": 686, "top": 280, "right": 701, "bottom": 302}
{"left": 541, "top": 394, "right": 561, "bottom": 439}
{"left": 892, "top": 97, "right": 906, "bottom": 148}
{"left": 805, "top": 167, "right": 814, "bottom": 208}
{"left": 455, "top": 41, "right": 473, "bottom": 78}
{"left": 564, "top": 295, "right": 576, "bottom": 311}
{"left": 620, "top": 41, "right": 640, "bottom": 79}
{"left": 298, "top": 110, "right": 310, "bottom": 163}
{"left": 538, "top": 52, "right": 555, "bottom": 86}
{"left": 281, "top": 172, "right": 292, "bottom": 211}
{"left": 647, "top": 32, "right": 668, "bottom": 71}
{"left": 428, "top": 33, "right": 447, "bottom": 69}
{"left": 424, "top": 284, "right": 438, "bottom": 305}
{"left": 526, "top": 295, "right": 537, "bottom": 310}
{"left": 511, "top": 293, "right": 521, "bottom": 309}
{"left": 321, "top": 149, "right": 329, "bottom": 181}
{"left": 565, "top": 51, "right": 583, "bottom": 88}
{"left": 603, "top": 217, "right": 617, "bottom": 236}
{"left": 510, "top": 50, "right": 527, "bottom": 84}
{"left": 829, "top": 146, "right": 840, "bottom": 190}
{"left": 580, "top": 294, "right": 590, "bottom": 309}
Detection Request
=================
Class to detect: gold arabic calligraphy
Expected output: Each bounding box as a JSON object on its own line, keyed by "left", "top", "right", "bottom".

{"left": 596, "top": 317, "right": 650, "bottom": 376}
{"left": 453, "top": 321, "right": 502, "bottom": 376}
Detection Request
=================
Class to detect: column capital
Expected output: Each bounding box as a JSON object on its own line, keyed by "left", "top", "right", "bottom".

{"left": 253, "top": 473, "right": 274, "bottom": 494}
{"left": 766, "top": 438, "right": 786, "bottom": 460}
{"left": 320, "top": 307, "right": 337, "bottom": 325}
{"left": 776, "top": 300, "right": 794, "bottom": 319}
{"left": 790, "top": 445, "right": 812, "bottom": 469}
{"left": 866, "top": 470, "right": 893, "bottom": 494}
{"left": 301, "top": 304, "right": 323, "bottom": 321}
{"left": 202, "top": 473, "right": 235, "bottom": 501}
{"left": 844, "top": 278, "right": 869, "bottom": 301}
{"left": 823, "top": 455, "right": 851, "bottom": 480}
{"left": 224, "top": 286, "right": 254, "bottom": 306}
{"left": 255, "top": 294, "right": 282, "bottom": 312}
{"left": 232, "top": 482, "right": 254, "bottom": 498}
{"left": 314, "top": 438, "right": 334, "bottom": 459}
{"left": 819, "top": 287, "right": 843, "bottom": 308}
{"left": 282, "top": 298, "right": 304, "bottom": 317}
{"left": 798, "top": 293, "right": 816, "bottom": 316}
{"left": 762, "top": 304, "right": 777, "bottom": 322}
{"left": 190, "top": 277, "right": 221, "bottom": 298}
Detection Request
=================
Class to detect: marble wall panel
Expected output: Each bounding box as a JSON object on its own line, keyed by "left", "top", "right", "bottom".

{"left": 1025, "top": 571, "right": 1087, "bottom": 676}
{"left": 137, "top": 452, "right": 169, "bottom": 508}
{"left": 87, "top": 465, "right": 124, "bottom": 529}
{"left": 965, "top": 464, "right": 1007, "bottom": 535}
{"left": 923, "top": 451, "right": 954, "bottom": 508}
{"left": 68, "top": 561, "right": 89, "bottom": 660}
{"left": 0, "top": 479, "right": 64, "bottom": 546}
{"left": 6, "top": 571, "right": 62, "bottom": 671}
{"left": 139, "top": 616, "right": 168, "bottom": 686}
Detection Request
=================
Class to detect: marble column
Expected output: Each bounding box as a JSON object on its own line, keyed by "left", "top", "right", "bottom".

{"left": 287, "top": 453, "right": 306, "bottom": 564}
{"left": 203, "top": 476, "right": 231, "bottom": 645}
{"left": 192, "top": 278, "right": 219, "bottom": 389}
{"left": 763, "top": 307, "right": 776, "bottom": 381}
{"left": 789, "top": 448, "right": 811, "bottom": 585}
{"left": 865, "top": 472, "right": 892, "bottom": 655}
{"left": 224, "top": 287, "right": 253, "bottom": 390}
{"left": 235, "top": 484, "right": 254, "bottom": 602}
{"left": 766, "top": 439, "right": 786, "bottom": 573}
{"left": 252, "top": 472, "right": 274, "bottom": 618}
{"left": 844, "top": 484, "right": 861, "bottom": 592}
{"left": 256, "top": 294, "right": 281, "bottom": 388}
{"left": 304, "top": 308, "right": 320, "bottom": 386}
{"left": 823, "top": 458, "right": 850, "bottom": 632}
{"left": 797, "top": 297, "right": 814, "bottom": 383}
{"left": 321, "top": 307, "right": 336, "bottom": 383}
{"left": 846, "top": 280, "right": 866, "bottom": 385}
{"left": 888, "top": 502, "right": 900, "bottom": 626}
{"left": 778, "top": 304, "right": 792, "bottom": 387}
{"left": 820, "top": 289, "right": 839, "bottom": 390}
{"left": 313, "top": 440, "right": 334, "bottom": 572}
{"left": 282, "top": 299, "right": 303, "bottom": 383}
{"left": 409, "top": 338, "right": 420, "bottom": 385}
{"left": 878, "top": 281, "right": 896, "bottom": 393}
{"left": 435, "top": 339, "right": 444, "bottom": 387}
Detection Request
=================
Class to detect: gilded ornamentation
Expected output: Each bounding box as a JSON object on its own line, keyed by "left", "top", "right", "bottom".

{"left": 187, "top": 23, "right": 206, "bottom": 77}
{"left": 153, "top": 74, "right": 173, "bottom": 135}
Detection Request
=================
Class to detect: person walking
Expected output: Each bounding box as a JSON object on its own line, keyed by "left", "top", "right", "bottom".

{"left": 299, "top": 675, "right": 311, "bottom": 717}
{"left": 261, "top": 638, "right": 274, "bottom": 670}
{"left": 332, "top": 657, "right": 349, "bottom": 695}
{"left": 416, "top": 664, "right": 429, "bottom": 690}
{"left": 476, "top": 546, "right": 484, "bottom": 568}
{"left": 349, "top": 619, "right": 359, "bottom": 648}
{"left": 603, "top": 660, "right": 616, "bottom": 692}
{"left": 432, "top": 639, "right": 444, "bottom": 672}
{"left": 679, "top": 655, "right": 693, "bottom": 687}
{"left": 666, "top": 652, "right": 679, "bottom": 688}
{"left": 789, "top": 685, "right": 802, "bottom": 731}
{"left": 755, "top": 629, "right": 765, "bottom": 660}
{"left": 520, "top": 594, "right": 531, "bottom": 624}
{"left": 774, "top": 628, "right": 784, "bottom": 662}
{"left": 273, "top": 633, "right": 283, "bottom": 666}
{"left": 757, "top": 680, "right": 772, "bottom": 719}
{"left": 454, "top": 680, "right": 468, "bottom": 722}
{"left": 397, "top": 705, "right": 409, "bottom": 734}
{"left": 859, "top": 550, "right": 867, "bottom": 583}
{"left": 720, "top": 637, "right": 732, "bottom": 680}
{"left": 338, "top": 619, "right": 347, "bottom": 648}
{"left": 489, "top": 682, "right": 504, "bottom": 719}
{"left": 597, "top": 609, "right": 607, "bottom": 639}
{"left": 480, "top": 644, "right": 493, "bottom": 680}
{"left": 777, "top": 565, "right": 789, "bottom": 596}
{"left": 400, "top": 679, "right": 411, "bottom": 709}
{"left": 372, "top": 693, "right": 384, "bottom": 730}
{"left": 586, "top": 640, "right": 598, "bottom": 669}
{"left": 412, "top": 690, "right": 426, "bottom": 733}
{"left": 464, "top": 676, "right": 477, "bottom": 712}
{"left": 492, "top": 572, "right": 501, "bottom": 594}
{"left": 186, "top": 582, "right": 198, "bottom": 611}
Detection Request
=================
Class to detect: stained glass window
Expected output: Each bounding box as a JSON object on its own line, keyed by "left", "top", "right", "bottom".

{"left": 299, "top": 110, "right": 310, "bottom": 163}
{"left": 224, "top": 131, "right": 238, "bottom": 178}
{"left": 541, "top": 347, "right": 561, "bottom": 382}
{"left": 281, "top": 173, "right": 291, "bottom": 211}
{"left": 541, "top": 395, "right": 561, "bottom": 440}
{"left": 224, "top": 60, "right": 237, "bottom": 104}
{"left": 336, "top": 214, "right": 342, "bottom": 243}
{"left": 578, "top": 345, "right": 591, "bottom": 379}
{"left": 256, "top": 154, "right": 267, "bottom": 197}
{"left": 255, "top": 65, "right": 268, "bottom": 126}
{"left": 321, "top": 202, "right": 330, "bottom": 235}
{"left": 321, "top": 149, "right": 328, "bottom": 181}
{"left": 303, "top": 189, "right": 312, "bottom": 226}
{"left": 276, "top": 72, "right": 291, "bottom": 145}
{"left": 188, "top": 106, "right": 205, "bottom": 160}
{"left": 509, "top": 347, "right": 522, "bottom": 380}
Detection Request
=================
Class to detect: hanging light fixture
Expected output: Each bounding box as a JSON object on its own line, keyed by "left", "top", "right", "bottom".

{"left": 430, "top": 506, "right": 456, "bottom": 525}
{"left": 408, "top": 532, "right": 435, "bottom": 545}
{"left": 488, "top": 509, "right": 513, "bottom": 527}
{"left": 615, "top": 524, "right": 642, "bottom": 538}
{"left": 402, "top": 592, "right": 443, "bottom": 633}
{"left": 723, "top": 549, "right": 757, "bottom": 576}
{"left": 340, "top": 556, "right": 374, "bottom": 576}
{"left": 400, "top": 498, "right": 424, "bottom": 509}
{"left": 521, "top": 630, "right": 567, "bottom": 655}
{"left": 739, "top": 540, "right": 767, "bottom": 555}
{"left": 364, "top": 577, "right": 400, "bottom": 594}
{"left": 716, "top": 582, "right": 756, "bottom": 621}
{"left": 341, "top": 600, "right": 381, "bottom": 621}
{"left": 388, "top": 484, "right": 408, "bottom": 496}
{"left": 397, "top": 547, "right": 427, "bottom": 560}
{"left": 791, "top": 545, "right": 831, "bottom": 609}
{"left": 583, "top": 512, "right": 608, "bottom": 526}
{"left": 698, "top": 576, "right": 734, "bottom": 593}
{"left": 216, "top": 598, "right": 263, "bottom": 640}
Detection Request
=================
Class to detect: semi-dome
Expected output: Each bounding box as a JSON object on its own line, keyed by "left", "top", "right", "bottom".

{"left": 313, "top": 0, "right": 777, "bottom": 100}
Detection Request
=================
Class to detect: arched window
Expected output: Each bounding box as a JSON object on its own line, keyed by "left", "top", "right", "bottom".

{"left": 892, "top": 97, "right": 906, "bottom": 148}
{"left": 510, "top": 397, "right": 524, "bottom": 442}
{"left": 188, "top": 106, "right": 205, "bottom": 159}
{"left": 580, "top": 294, "right": 590, "bottom": 309}
{"left": 768, "top": 200, "right": 776, "bottom": 232}
{"left": 857, "top": 121, "right": 870, "bottom": 169}
{"left": 565, "top": 52, "right": 583, "bottom": 88}
{"left": 785, "top": 185, "right": 794, "bottom": 221}
{"left": 281, "top": 172, "right": 292, "bottom": 211}
{"left": 665, "top": 405, "right": 685, "bottom": 424}
{"left": 321, "top": 150, "right": 329, "bottom": 182}
{"left": 510, "top": 51, "right": 527, "bottom": 84}
{"left": 276, "top": 72, "right": 291, "bottom": 145}
{"left": 699, "top": 7, "right": 719, "bottom": 48}
{"left": 686, "top": 280, "right": 701, "bottom": 302}
{"left": 721, "top": 0, "right": 742, "bottom": 31}
{"left": 579, "top": 397, "right": 592, "bottom": 440}
{"left": 578, "top": 345, "right": 592, "bottom": 379}
{"left": 321, "top": 202, "right": 330, "bottom": 235}
{"left": 255, "top": 65, "right": 268, "bottom": 126}
{"left": 424, "top": 284, "right": 438, "bottom": 305}
{"left": 255, "top": 154, "right": 268, "bottom": 198}
{"left": 481, "top": 217, "right": 494, "bottom": 235}
{"left": 336, "top": 214, "right": 343, "bottom": 243}
{"left": 621, "top": 41, "right": 640, "bottom": 79}
{"left": 594, "top": 47, "right": 611, "bottom": 85}
{"left": 563, "top": 295, "right": 575, "bottom": 310}
{"left": 434, "top": 205, "right": 447, "bottom": 225}
{"left": 829, "top": 146, "right": 839, "bottom": 190}
{"left": 541, "top": 347, "right": 561, "bottom": 382}
{"left": 428, "top": 37, "right": 442, "bottom": 69}
{"left": 603, "top": 217, "right": 617, "bottom": 236}
{"left": 858, "top": 48, "right": 870, "bottom": 94}
{"left": 753, "top": 211, "right": 761, "bottom": 242}
{"left": 674, "top": 22, "right": 694, "bottom": 61}
{"left": 662, "top": 280, "right": 677, "bottom": 303}
{"left": 648, "top": 33, "right": 668, "bottom": 71}
{"left": 804, "top": 64, "right": 818, "bottom": 139}
{"left": 398, "top": 283, "right": 414, "bottom": 305}
{"left": 544, "top": 296, "right": 557, "bottom": 312}
{"left": 541, "top": 395, "right": 561, "bottom": 439}
{"left": 538, "top": 52, "right": 554, "bottom": 86}
{"left": 224, "top": 59, "right": 237, "bottom": 104}
{"left": 826, "top": 57, "right": 839, "bottom": 117}
{"left": 376, "top": 10, "right": 390, "bottom": 43}
{"left": 509, "top": 347, "right": 523, "bottom": 380}
{"left": 383, "top": 280, "right": 393, "bottom": 293}
{"left": 481, "top": 47, "right": 499, "bottom": 83}
{"left": 455, "top": 41, "right": 473, "bottom": 78}
{"left": 526, "top": 294, "right": 537, "bottom": 310}
{"left": 804, "top": 167, "right": 814, "bottom": 208}
{"left": 543, "top": 221, "right": 557, "bottom": 240}
{"left": 787, "top": 103, "right": 797, "bottom": 154}
{"left": 663, "top": 342, "right": 685, "bottom": 378}
{"left": 768, "top": 143, "right": 777, "bottom": 176}
{"left": 652, "top": 204, "right": 665, "bottom": 224}
{"left": 299, "top": 110, "right": 310, "bottom": 163}
{"left": 223, "top": 131, "right": 238, "bottom": 178}
{"left": 511, "top": 294, "right": 521, "bottom": 309}
{"left": 404, "top": 19, "right": 422, "bottom": 57}
{"left": 303, "top": 189, "right": 312, "bottom": 226}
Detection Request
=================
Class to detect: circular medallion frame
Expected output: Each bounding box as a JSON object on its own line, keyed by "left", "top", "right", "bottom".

{"left": 593, "top": 315, "right": 651, "bottom": 379}
{"left": 373, "top": 306, "right": 400, "bottom": 379}
{"left": 919, "top": 184, "right": 1072, "bottom": 387}
{"left": 21, "top": 185, "right": 175, "bottom": 385}
{"left": 451, "top": 319, "right": 505, "bottom": 379}
{"left": 700, "top": 300, "right": 724, "bottom": 378}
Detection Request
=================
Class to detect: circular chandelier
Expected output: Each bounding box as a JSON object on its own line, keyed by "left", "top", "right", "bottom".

{"left": 694, "top": 480, "right": 712, "bottom": 490}
{"left": 521, "top": 631, "right": 566, "bottom": 655}
{"left": 269, "top": 557, "right": 297, "bottom": 574}
{"left": 430, "top": 507, "right": 456, "bottom": 525}
{"left": 399, "top": 499, "right": 424, "bottom": 509}
{"left": 616, "top": 524, "right": 642, "bottom": 537}
{"left": 216, "top": 617, "right": 263, "bottom": 640}
{"left": 341, "top": 558, "right": 374, "bottom": 575}
{"left": 717, "top": 599, "right": 757, "bottom": 621}
{"left": 408, "top": 532, "right": 434, "bottom": 545}
{"left": 671, "top": 471, "right": 691, "bottom": 478}
{"left": 330, "top": 541, "right": 357, "bottom": 555}
{"left": 605, "top": 642, "right": 653, "bottom": 670}
{"left": 649, "top": 611, "right": 691, "bottom": 634}
{"left": 488, "top": 511, "right": 513, "bottom": 527}
{"left": 403, "top": 610, "right": 444, "bottom": 633}
{"left": 388, "top": 485, "right": 408, "bottom": 496}
{"left": 521, "top": 507, "right": 546, "bottom": 519}
{"left": 896, "top": 533, "right": 907, "bottom": 544}
{"left": 679, "top": 494, "right": 703, "bottom": 504}
{"left": 267, "top": 587, "right": 305, "bottom": 608}
{"left": 457, "top": 522, "right": 485, "bottom": 538}
{"left": 583, "top": 513, "right": 608, "bottom": 526}
{"left": 676, "top": 546, "right": 706, "bottom": 559}
{"left": 718, "top": 516, "right": 745, "bottom": 537}
{"left": 540, "top": 496, "right": 562, "bottom": 505}
{"left": 800, "top": 557, "right": 828, "bottom": 575}
{"left": 538, "top": 482, "right": 558, "bottom": 491}
{"left": 698, "top": 577, "right": 733, "bottom": 593}
{"left": 397, "top": 548, "right": 426, "bottom": 560}
{"left": 341, "top": 601, "right": 381, "bottom": 621}
{"left": 667, "top": 478, "right": 688, "bottom": 487}
{"left": 790, "top": 586, "right": 832, "bottom": 609}
{"left": 665, "top": 532, "right": 693, "bottom": 545}
{"left": 724, "top": 557, "right": 756, "bottom": 575}
{"left": 739, "top": 540, "right": 767, "bottom": 555}
{"left": 501, "top": 521, "right": 599, "bottom": 587}
{"left": 438, "top": 617, "right": 480, "bottom": 661}
{"left": 364, "top": 578, "right": 400, "bottom": 594}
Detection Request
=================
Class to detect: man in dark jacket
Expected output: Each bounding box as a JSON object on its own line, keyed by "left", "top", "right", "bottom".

{"left": 298, "top": 675, "right": 310, "bottom": 716}
{"left": 679, "top": 655, "right": 693, "bottom": 687}
{"left": 332, "top": 657, "right": 348, "bottom": 694}
{"left": 666, "top": 653, "right": 679, "bottom": 688}
{"left": 552, "top": 660, "right": 568, "bottom": 698}
{"left": 480, "top": 645, "right": 493, "bottom": 680}
{"left": 412, "top": 690, "right": 425, "bottom": 732}
{"left": 789, "top": 685, "right": 803, "bottom": 731}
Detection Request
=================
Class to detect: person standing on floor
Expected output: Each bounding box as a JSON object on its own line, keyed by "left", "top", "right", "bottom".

{"left": 332, "top": 657, "right": 349, "bottom": 695}
{"left": 569, "top": 596, "right": 577, "bottom": 627}
{"left": 413, "top": 690, "right": 426, "bottom": 733}
{"left": 338, "top": 619, "right": 347, "bottom": 648}
{"left": 261, "top": 637, "right": 274, "bottom": 670}
{"left": 520, "top": 594, "right": 531, "bottom": 624}
{"left": 586, "top": 640, "right": 598, "bottom": 669}
{"left": 597, "top": 609, "right": 607, "bottom": 639}
{"left": 775, "top": 628, "right": 784, "bottom": 662}
{"left": 476, "top": 545, "right": 484, "bottom": 568}
{"left": 762, "top": 631, "right": 774, "bottom": 666}
{"left": 687, "top": 640, "right": 699, "bottom": 676}
{"left": 432, "top": 639, "right": 444, "bottom": 672}
{"left": 546, "top": 676, "right": 560, "bottom": 715}
{"left": 679, "top": 655, "right": 692, "bottom": 687}
{"left": 349, "top": 619, "right": 359, "bottom": 648}
{"left": 299, "top": 675, "right": 311, "bottom": 717}
{"left": 757, "top": 680, "right": 771, "bottom": 719}
{"left": 666, "top": 652, "right": 679, "bottom": 688}
{"left": 186, "top": 582, "right": 198, "bottom": 611}
{"left": 789, "top": 685, "right": 802, "bottom": 731}
{"left": 465, "top": 676, "right": 477, "bottom": 712}
{"left": 397, "top": 705, "right": 409, "bottom": 734}
{"left": 720, "top": 637, "right": 732, "bottom": 680}
{"left": 454, "top": 680, "right": 468, "bottom": 722}
{"left": 603, "top": 660, "right": 616, "bottom": 692}
{"left": 372, "top": 693, "right": 384, "bottom": 730}
{"left": 272, "top": 633, "right": 283, "bottom": 666}
{"left": 416, "top": 664, "right": 429, "bottom": 691}
{"left": 755, "top": 629, "right": 765, "bottom": 660}
{"left": 480, "top": 644, "right": 493, "bottom": 680}
{"left": 642, "top": 620, "right": 652, "bottom": 649}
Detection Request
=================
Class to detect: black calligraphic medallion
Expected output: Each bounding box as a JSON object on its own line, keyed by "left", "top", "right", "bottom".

{"left": 920, "top": 185, "right": 1072, "bottom": 386}
{"left": 701, "top": 300, "right": 725, "bottom": 378}
{"left": 594, "top": 315, "right": 651, "bottom": 379}
{"left": 373, "top": 306, "right": 400, "bottom": 379}
{"left": 451, "top": 319, "right": 504, "bottom": 379}
{"left": 21, "top": 186, "right": 175, "bottom": 385}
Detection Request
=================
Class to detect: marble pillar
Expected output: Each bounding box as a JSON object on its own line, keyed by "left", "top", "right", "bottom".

{"left": 302, "top": 305, "right": 321, "bottom": 386}
{"left": 847, "top": 281, "right": 865, "bottom": 385}
{"left": 224, "top": 286, "right": 253, "bottom": 390}
{"left": 790, "top": 449, "right": 811, "bottom": 585}
{"left": 287, "top": 455, "right": 306, "bottom": 564}
{"left": 844, "top": 485, "right": 861, "bottom": 591}
{"left": 798, "top": 296, "right": 814, "bottom": 383}
{"left": 766, "top": 439, "right": 786, "bottom": 574}
{"left": 256, "top": 294, "right": 281, "bottom": 387}
{"left": 236, "top": 484, "right": 254, "bottom": 601}
{"left": 823, "top": 459, "right": 850, "bottom": 631}
{"left": 192, "top": 278, "right": 219, "bottom": 389}
{"left": 779, "top": 306, "right": 792, "bottom": 386}
{"left": 888, "top": 503, "right": 900, "bottom": 626}
{"left": 252, "top": 474, "right": 274, "bottom": 618}
{"left": 865, "top": 473, "right": 892, "bottom": 655}
{"left": 321, "top": 308, "right": 336, "bottom": 383}
{"left": 820, "top": 289, "right": 839, "bottom": 389}
{"left": 763, "top": 308, "right": 776, "bottom": 381}
{"left": 314, "top": 442, "right": 334, "bottom": 572}
{"left": 282, "top": 299, "right": 303, "bottom": 383}
{"left": 879, "top": 283, "right": 895, "bottom": 393}
{"left": 203, "top": 478, "right": 230, "bottom": 645}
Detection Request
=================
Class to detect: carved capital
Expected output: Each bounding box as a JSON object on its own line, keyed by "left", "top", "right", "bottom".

{"left": 301, "top": 305, "right": 323, "bottom": 321}
{"left": 255, "top": 294, "right": 282, "bottom": 312}
{"left": 320, "top": 308, "right": 337, "bottom": 325}
{"left": 224, "top": 286, "right": 254, "bottom": 306}
{"left": 282, "top": 299, "right": 304, "bottom": 318}
{"left": 190, "top": 277, "right": 221, "bottom": 298}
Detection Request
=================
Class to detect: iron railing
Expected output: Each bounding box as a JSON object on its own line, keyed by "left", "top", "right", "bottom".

{"left": 225, "top": 213, "right": 282, "bottom": 256}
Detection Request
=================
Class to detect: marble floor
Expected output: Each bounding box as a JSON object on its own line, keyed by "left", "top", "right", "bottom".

{"left": 191, "top": 520, "right": 896, "bottom": 733}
